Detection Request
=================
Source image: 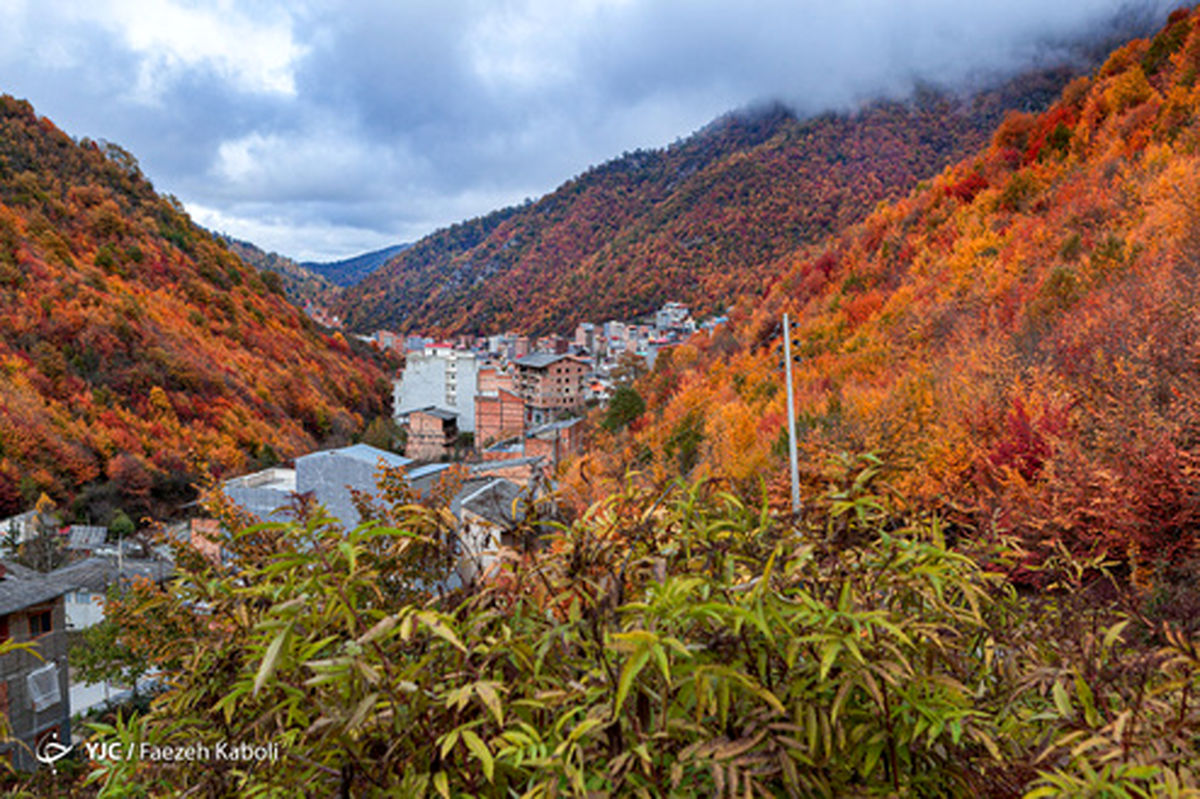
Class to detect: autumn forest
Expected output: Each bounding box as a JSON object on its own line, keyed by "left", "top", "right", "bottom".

{"left": 6, "top": 4, "right": 1200, "bottom": 797}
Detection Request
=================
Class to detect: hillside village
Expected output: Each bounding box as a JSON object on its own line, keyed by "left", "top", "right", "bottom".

{"left": 385, "top": 301, "right": 715, "bottom": 463}
{"left": 0, "top": 302, "right": 712, "bottom": 765}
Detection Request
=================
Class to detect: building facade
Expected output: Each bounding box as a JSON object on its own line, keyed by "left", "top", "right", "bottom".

{"left": 406, "top": 408, "right": 459, "bottom": 460}
{"left": 393, "top": 348, "right": 478, "bottom": 432}
{"left": 512, "top": 354, "right": 589, "bottom": 426}
{"left": 475, "top": 388, "right": 526, "bottom": 448}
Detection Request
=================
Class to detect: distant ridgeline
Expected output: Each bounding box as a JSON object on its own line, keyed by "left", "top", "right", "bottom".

{"left": 0, "top": 94, "right": 390, "bottom": 522}
{"left": 301, "top": 243, "right": 410, "bottom": 288}
{"left": 337, "top": 60, "right": 1104, "bottom": 337}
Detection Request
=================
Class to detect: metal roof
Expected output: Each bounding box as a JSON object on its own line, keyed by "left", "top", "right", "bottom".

{"left": 513, "top": 352, "right": 577, "bottom": 369}
{"left": 301, "top": 444, "right": 413, "bottom": 470}
{"left": 67, "top": 526, "right": 107, "bottom": 550}
{"left": 454, "top": 479, "right": 527, "bottom": 527}
{"left": 526, "top": 418, "right": 582, "bottom": 437}
{"left": 408, "top": 406, "right": 459, "bottom": 421}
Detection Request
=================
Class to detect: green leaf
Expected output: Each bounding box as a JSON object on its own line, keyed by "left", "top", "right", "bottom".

{"left": 461, "top": 729, "right": 494, "bottom": 782}
{"left": 439, "top": 729, "right": 459, "bottom": 759}
{"left": 614, "top": 649, "right": 652, "bottom": 720}
{"left": 1052, "top": 681, "right": 1072, "bottom": 718}
{"left": 346, "top": 692, "right": 378, "bottom": 731}
{"left": 819, "top": 641, "right": 842, "bottom": 681}
{"left": 476, "top": 681, "right": 504, "bottom": 726}
{"left": 254, "top": 625, "right": 289, "bottom": 696}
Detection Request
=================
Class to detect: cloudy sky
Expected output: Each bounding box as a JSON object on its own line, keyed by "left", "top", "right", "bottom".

{"left": 0, "top": 0, "right": 1174, "bottom": 262}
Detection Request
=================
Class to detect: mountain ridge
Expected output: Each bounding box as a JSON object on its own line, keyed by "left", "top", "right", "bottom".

{"left": 302, "top": 243, "right": 410, "bottom": 287}
{"left": 581, "top": 5, "right": 1200, "bottom": 565}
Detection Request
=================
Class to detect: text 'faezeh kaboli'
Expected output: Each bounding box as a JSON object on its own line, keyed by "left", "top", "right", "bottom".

{"left": 84, "top": 740, "right": 282, "bottom": 763}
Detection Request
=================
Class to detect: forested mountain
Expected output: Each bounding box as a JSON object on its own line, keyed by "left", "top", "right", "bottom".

{"left": 302, "top": 243, "right": 410, "bottom": 287}
{"left": 339, "top": 64, "right": 1096, "bottom": 336}
{"left": 577, "top": 7, "right": 1200, "bottom": 569}
{"left": 218, "top": 235, "right": 338, "bottom": 304}
{"left": 0, "top": 95, "right": 390, "bottom": 523}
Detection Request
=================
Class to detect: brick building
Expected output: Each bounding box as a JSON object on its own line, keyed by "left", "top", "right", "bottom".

{"left": 475, "top": 388, "right": 525, "bottom": 448}
{"left": 523, "top": 418, "right": 583, "bottom": 466}
{"left": 513, "top": 353, "right": 589, "bottom": 425}
{"left": 405, "top": 407, "right": 459, "bottom": 460}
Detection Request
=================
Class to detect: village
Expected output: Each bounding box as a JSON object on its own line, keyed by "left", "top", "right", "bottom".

{"left": 0, "top": 301, "right": 721, "bottom": 767}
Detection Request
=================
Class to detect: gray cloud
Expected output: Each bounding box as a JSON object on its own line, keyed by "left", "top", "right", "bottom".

{"left": 0, "top": 0, "right": 1176, "bottom": 261}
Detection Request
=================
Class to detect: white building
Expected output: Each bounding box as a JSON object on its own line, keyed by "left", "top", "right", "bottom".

{"left": 655, "top": 302, "right": 694, "bottom": 333}
{"left": 393, "top": 348, "right": 479, "bottom": 432}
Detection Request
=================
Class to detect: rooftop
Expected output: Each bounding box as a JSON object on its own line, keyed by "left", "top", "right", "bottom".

{"left": 50, "top": 555, "right": 172, "bottom": 594}
{"left": 66, "top": 526, "right": 107, "bottom": 551}
{"left": 300, "top": 443, "right": 413, "bottom": 470}
{"left": 513, "top": 352, "right": 583, "bottom": 369}
{"left": 527, "top": 418, "right": 582, "bottom": 437}
{"left": 453, "top": 479, "right": 528, "bottom": 528}
{"left": 407, "top": 406, "right": 459, "bottom": 421}
{"left": 0, "top": 563, "right": 72, "bottom": 616}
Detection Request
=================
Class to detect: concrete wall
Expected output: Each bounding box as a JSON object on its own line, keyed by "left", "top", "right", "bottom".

{"left": 64, "top": 591, "right": 106, "bottom": 630}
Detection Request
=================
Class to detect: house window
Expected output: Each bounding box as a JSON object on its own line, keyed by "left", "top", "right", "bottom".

{"left": 28, "top": 609, "right": 52, "bottom": 638}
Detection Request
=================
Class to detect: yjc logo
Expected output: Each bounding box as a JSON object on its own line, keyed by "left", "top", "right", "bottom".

{"left": 34, "top": 730, "right": 73, "bottom": 773}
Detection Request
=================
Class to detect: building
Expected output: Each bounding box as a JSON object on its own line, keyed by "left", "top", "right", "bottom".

{"left": 0, "top": 512, "right": 36, "bottom": 547}
{"left": 224, "top": 444, "right": 414, "bottom": 529}
{"left": 295, "top": 445, "right": 414, "bottom": 528}
{"left": 573, "top": 322, "right": 598, "bottom": 354}
{"left": 523, "top": 418, "right": 584, "bottom": 466}
{"left": 405, "top": 407, "right": 459, "bottom": 460}
{"left": 65, "top": 526, "right": 106, "bottom": 555}
{"left": 475, "top": 388, "right": 525, "bottom": 448}
{"left": 393, "top": 348, "right": 479, "bottom": 432}
{"left": 51, "top": 555, "right": 172, "bottom": 631}
{"left": 512, "top": 353, "right": 589, "bottom": 426}
{"left": 654, "top": 302, "right": 693, "bottom": 332}
{"left": 0, "top": 562, "right": 71, "bottom": 771}
{"left": 450, "top": 478, "right": 528, "bottom": 585}
{"left": 374, "top": 330, "right": 402, "bottom": 351}
{"left": 223, "top": 467, "right": 299, "bottom": 523}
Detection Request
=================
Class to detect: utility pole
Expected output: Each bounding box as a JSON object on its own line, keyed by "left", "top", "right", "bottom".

{"left": 783, "top": 313, "right": 801, "bottom": 515}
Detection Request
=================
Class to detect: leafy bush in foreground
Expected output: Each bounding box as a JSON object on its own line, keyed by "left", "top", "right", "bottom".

{"left": 78, "top": 460, "right": 1200, "bottom": 797}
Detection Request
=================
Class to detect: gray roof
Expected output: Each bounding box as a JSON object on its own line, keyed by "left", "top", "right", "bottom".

{"left": 50, "top": 556, "right": 172, "bottom": 594}
{"left": 453, "top": 479, "right": 527, "bottom": 527}
{"left": 224, "top": 484, "right": 294, "bottom": 524}
{"left": 67, "top": 526, "right": 107, "bottom": 550}
{"left": 513, "top": 352, "right": 581, "bottom": 369}
{"left": 407, "top": 406, "right": 459, "bottom": 421}
{"left": 0, "top": 563, "right": 71, "bottom": 615}
{"left": 301, "top": 444, "right": 412, "bottom": 470}
{"left": 469, "top": 456, "right": 544, "bottom": 474}
{"left": 527, "top": 418, "right": 582, "bottom": 437}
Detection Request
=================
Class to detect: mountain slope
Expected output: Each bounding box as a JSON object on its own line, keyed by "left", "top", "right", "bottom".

{"left": 587, "top": 6, "right": 1200, "bottom": 564}
{"left": 338, "top": 66, "right": 1093, "bottom": 337}
{"left": 218, "top": 235, "right": 338, "bottom": 304}
{"left": 0, "top": 95, "right": 390, "bottom": 521}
